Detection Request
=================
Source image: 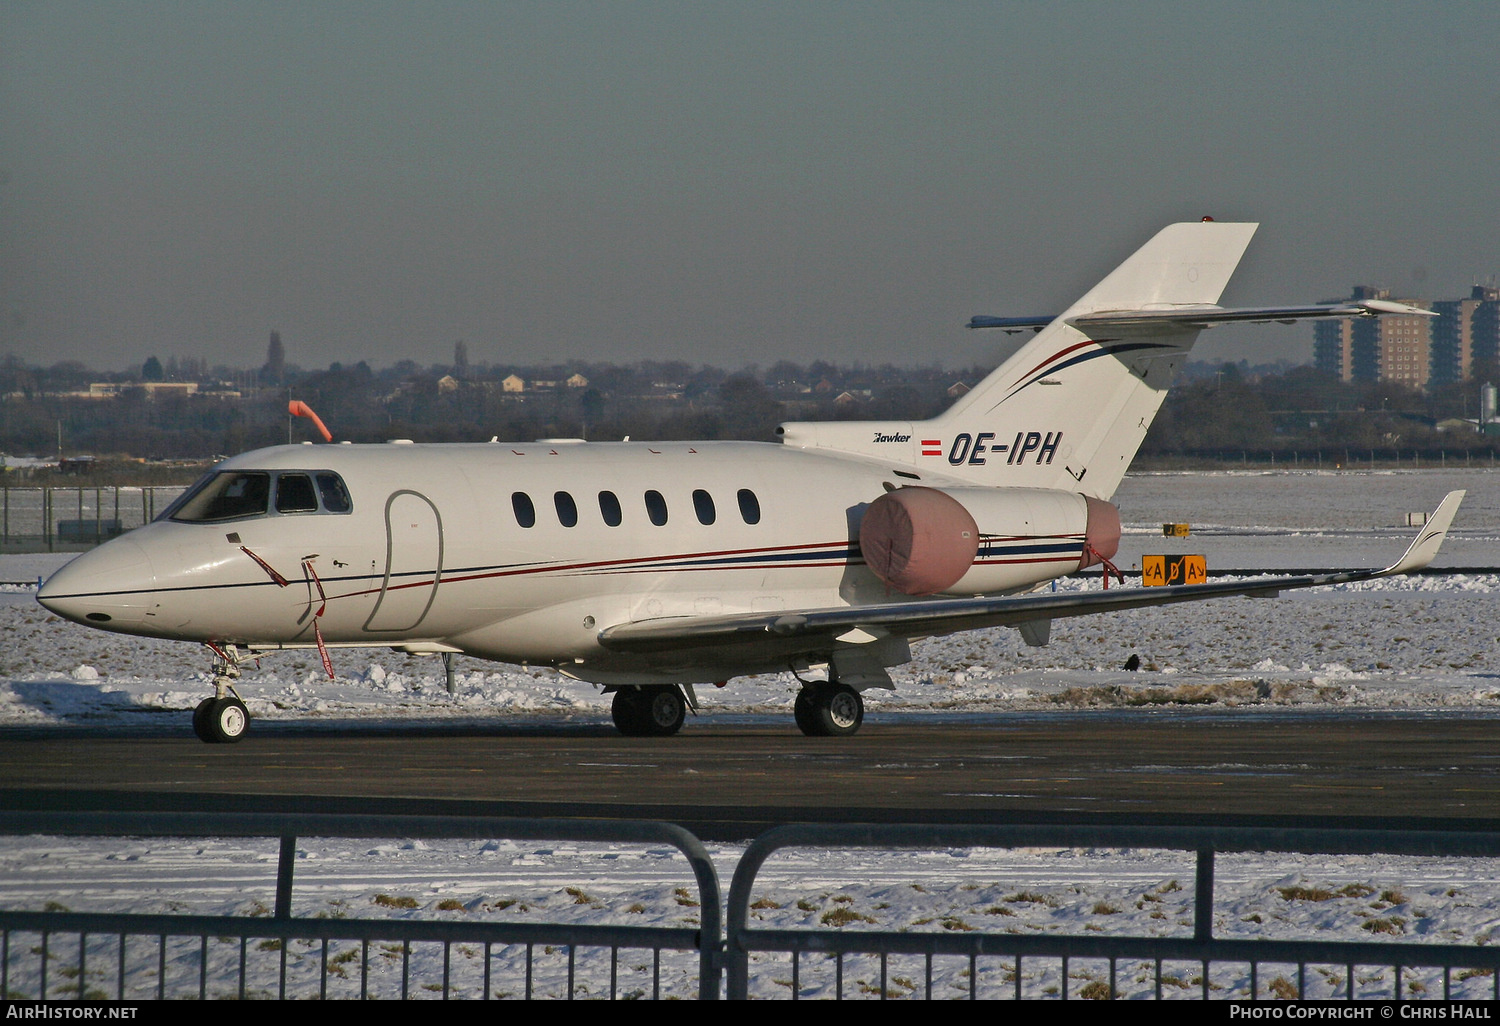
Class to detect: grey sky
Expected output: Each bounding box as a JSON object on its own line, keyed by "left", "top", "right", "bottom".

{"left": 2, "top": 2, "right": 1497, "bottom": 374}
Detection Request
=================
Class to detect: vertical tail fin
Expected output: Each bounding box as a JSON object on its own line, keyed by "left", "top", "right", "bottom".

{"left": 778, "top": 221, "right": 1259, "bottom": 499}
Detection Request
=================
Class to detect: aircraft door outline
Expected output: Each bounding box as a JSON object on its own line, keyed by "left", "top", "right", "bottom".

{"left": 363, "top": 489, "right": 444, "bottom": 632}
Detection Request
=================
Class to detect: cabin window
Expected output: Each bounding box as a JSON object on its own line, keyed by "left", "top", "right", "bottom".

{"left": 169, "top": 471, "right": 271, "bottom": 523}
{"left": 692, "top": 489, "right": 716, "bottom": 525}
{"left": 276, "top": 474, "right": 319, "bottom": 514}
{"left": 316, "top": 473, "right": 352, "bottom": 513}
{"left": 554, "top": 491, "right": 578, "bottom": 528}
{"left": 737, "top": 488, "right": 761, "bottom": 525}
{"left": 644, "top": 490, "right": 668, "bottom": 526}
{"left": 512, "top": 492, "right": 536, "bottom": 528}
{"left": 598, "top": 490, "right": 622, "bottom": 527}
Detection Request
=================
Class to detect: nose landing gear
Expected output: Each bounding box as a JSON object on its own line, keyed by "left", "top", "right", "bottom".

{"left": 193, "top": 644, "right": 252, "bottom": 744}
{"left": 193, "top": 695, "right": 250, "bottom": 743}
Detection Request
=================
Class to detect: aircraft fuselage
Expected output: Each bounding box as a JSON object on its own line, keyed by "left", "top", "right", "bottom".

{"left": 39, "top": 440, "right": 1100, "bottom": 684}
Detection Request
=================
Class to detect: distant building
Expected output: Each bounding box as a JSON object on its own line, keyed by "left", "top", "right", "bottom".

{"left": 1430, "top": 286, "right": 1500, "bottom": 388}
{"left": 83, "top": 381, "right": 200, "bottom": 399}
{"left": 501, "top": 374, "right": 525, "bottom": 393}
{"left": 1312, "top": 285, "right": 1500, "bottom": 390}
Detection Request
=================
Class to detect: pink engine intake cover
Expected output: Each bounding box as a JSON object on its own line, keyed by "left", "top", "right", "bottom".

{"left": 859, "top": 487, "right": 980, "bottom": 595}
{"left": 1079, "top": 495, "right": 1121, "bottom": 569}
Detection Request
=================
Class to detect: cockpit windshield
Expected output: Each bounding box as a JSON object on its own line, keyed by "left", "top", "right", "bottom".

{"left": 164, "top": 470, "right": 353, "bottom": 523}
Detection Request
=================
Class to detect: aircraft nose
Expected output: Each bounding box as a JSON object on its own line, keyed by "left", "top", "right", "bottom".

{"left": 37, "top": 537, "right": 157, "bottom": 627}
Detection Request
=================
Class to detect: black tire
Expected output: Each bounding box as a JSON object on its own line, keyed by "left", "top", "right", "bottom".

{"left": 611, "top": 689, "right": 646, "bottom": 735}
{"left": 793, "top": 687, "right": 820, "bottom": 736}
{"left": 205, "top": 697, "right": 250, "bottom": 744}
{"left": 192, "top": 698, "right": 217, "bottom": 743}
{"left": 799, "top": 683, "right": 863, "bottom": 737}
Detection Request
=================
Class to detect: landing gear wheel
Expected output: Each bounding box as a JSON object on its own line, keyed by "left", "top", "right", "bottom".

{"left": 822, "top": 684, "right": 863, "bottom": 736}
{"left": 610, "top": 686, "right": 686, "bottom": 737}
{"left": 795, "top": 683, "right": 864, "bottom": 737}
{"left": 203, "top": 697, "right": 250, "bottom": 744}
{"left": 641, "top": 686, "right": 686, "bottom": 736}
{"left": 192, "top": 698, "right": 216, "bottom": 742}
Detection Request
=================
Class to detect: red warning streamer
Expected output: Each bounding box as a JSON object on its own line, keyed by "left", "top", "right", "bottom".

{"left": 302, "top": 559, "right": 334, "bottom": 680}
{"left": 241, "top": 546, "right": 290, "bottom": 587}
{"left": 312, "top": 619, "right": 334, "bottom": 680}
{"left": 1083, "top": 543, "right": 1125, "bottom": 590}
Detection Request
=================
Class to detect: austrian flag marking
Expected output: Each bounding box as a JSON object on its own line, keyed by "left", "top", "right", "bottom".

{"left": 921, "top": 439, "right": 943, "bottom": 456}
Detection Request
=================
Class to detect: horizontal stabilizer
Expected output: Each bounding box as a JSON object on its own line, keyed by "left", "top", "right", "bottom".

{"left": 966, "top": 315, "right": 1054, "bottom": 333}
{"left": 969, "top": 300, "right": 1436, "bottom": 336}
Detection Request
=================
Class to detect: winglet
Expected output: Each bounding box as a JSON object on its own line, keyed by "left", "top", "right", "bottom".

{"left": 1382, "top": 490, "right": 1464, "bottom": 576}
{"left": 1359, "top": 299, "right": 1437, "bottom": 318}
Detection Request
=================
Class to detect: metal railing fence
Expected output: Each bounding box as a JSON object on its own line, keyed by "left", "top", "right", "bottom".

{"left": 0, "top": 812, "right": 721, "bottom": 1000}
{"left": 0, "top": 486, "right": 184, "bottom": 552}
{"left": 7, "top": 812, "right": 1500, "bottom": 999}
{"left": 723, "top": 822, "right": 1500, "bottom": 1000}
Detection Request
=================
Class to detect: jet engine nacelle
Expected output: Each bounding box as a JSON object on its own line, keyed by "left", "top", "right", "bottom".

{"left": 859, "top": 486, "right": 1119, "bottom": 596}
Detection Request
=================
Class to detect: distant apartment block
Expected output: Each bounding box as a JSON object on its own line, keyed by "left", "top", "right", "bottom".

{"left": 1431, "top": 286, "right": 1500, "bottom": 387}
{"left": 1313, "top": 285, "right": 1500, "bottom": 389}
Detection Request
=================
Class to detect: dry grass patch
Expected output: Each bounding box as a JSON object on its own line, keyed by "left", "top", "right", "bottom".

{"left": 1004, "top": 891, "right": 1056, "bottom": 906}
{"left": 1276, "top": 883, "right": 1374, "bottom": 902}
{"left": 1079, "top": 979, "right": 1111, "bottom": 1000}
{"left": 372, "top": 893, "right": 418, "bottom": 909}
{"left": 1268, "top": 976, "right": 1300, "bottom": 999}
{"left": 820, "top": 907, "right": 876, "bottom": 927}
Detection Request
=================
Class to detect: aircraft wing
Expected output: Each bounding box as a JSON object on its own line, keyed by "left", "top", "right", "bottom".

{"left": 967, "top": 300, "right": 1434, "bottom": 335}
{"left": 597, "top": 490, "right": 1464, "bottom": 656}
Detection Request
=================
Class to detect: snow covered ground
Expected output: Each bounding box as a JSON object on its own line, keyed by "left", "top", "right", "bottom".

{"left": 3, "top": 469, "right": 1500, "bottom": 999}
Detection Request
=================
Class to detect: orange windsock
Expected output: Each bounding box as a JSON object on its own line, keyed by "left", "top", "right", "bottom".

{"left": 288, "top": 400, "right": 333, "bottom": 442}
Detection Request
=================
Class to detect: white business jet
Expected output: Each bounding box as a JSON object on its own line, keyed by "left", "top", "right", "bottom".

{"left": 37, "top": 219, "right": 1462, "bottom": 743}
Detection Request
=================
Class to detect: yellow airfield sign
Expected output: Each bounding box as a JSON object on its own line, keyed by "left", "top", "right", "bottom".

{"left": 1142, "top": 554, "right": 1207, "bottom": 587}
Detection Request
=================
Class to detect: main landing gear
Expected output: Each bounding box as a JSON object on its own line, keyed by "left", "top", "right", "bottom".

{"left": 794, "top": 682, "right": 864, "bottom": 737}
{"left": 611, "top": 685, "right": 690, "bottom": 737}
{"left": 193, "top": 644, "right": 251, "bottom": 744}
